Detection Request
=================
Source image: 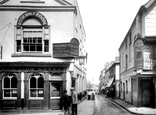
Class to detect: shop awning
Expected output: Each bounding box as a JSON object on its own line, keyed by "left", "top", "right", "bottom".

{"left": 105, "top": 77, "right": 114, "bottom": 88}
{"left": 101, "top": 85, "right": 105, "bottom": 90}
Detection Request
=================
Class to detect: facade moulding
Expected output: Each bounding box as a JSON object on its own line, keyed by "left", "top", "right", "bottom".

{"left": 0, "top": 5, "right": 76, "bottom": 12}
{"left": 120, "top": 67, "right": 136, "bottom": 77}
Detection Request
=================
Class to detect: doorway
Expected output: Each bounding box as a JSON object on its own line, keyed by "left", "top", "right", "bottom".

{"left": 141, "top": 78, "right": 155, "bottom": 108}
{"left": 50, "top": 81, "right": 62, "bottom": 110}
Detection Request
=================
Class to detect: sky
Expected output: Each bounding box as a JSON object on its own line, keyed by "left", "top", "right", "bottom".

{"left": 78, "top": 0, "right": 149, "bottom": 84}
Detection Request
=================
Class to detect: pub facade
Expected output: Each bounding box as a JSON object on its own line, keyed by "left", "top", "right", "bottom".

{"left": 0, "top": 0, "right": 87, "bottom": 111}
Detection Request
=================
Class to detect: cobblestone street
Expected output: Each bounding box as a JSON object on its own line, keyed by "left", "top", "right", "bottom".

{"left": 92, "top": 95, "right": 133, "bottom": 115}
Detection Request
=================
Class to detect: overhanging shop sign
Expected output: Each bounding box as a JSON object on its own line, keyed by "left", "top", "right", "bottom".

{"left": 53, "top": 43, "right": 79, "bottom": 57}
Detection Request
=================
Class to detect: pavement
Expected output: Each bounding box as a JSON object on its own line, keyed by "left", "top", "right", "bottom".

{"left": 104, "top": 95, "right": 156, "bottom": 115}
{"left": 78, "top": 99, "right": 94, "bottom": 115}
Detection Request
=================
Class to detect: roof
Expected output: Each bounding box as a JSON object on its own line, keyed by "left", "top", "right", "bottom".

{"left": 118, "top": 0, "right": 156, "bottom": 50}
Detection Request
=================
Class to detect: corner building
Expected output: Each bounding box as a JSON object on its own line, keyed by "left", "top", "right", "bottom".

{"left": 119, "top": 0, "right": 156, "bottom": 108}
{"left": 0, "top": 0, "right": 87, "bottom": 111}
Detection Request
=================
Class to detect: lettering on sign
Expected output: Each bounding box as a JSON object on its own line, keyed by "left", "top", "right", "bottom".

{"left": 17, "top": 11, "right": 48, "bottom": 25}
{"left": 143, "top": 45, "right": 156, "bottom": 70}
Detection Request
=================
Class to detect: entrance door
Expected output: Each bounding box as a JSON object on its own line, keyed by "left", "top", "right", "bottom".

{"left": 50, "top": 82, "right": 62, "bottom": 110}
{"left": 141, "top": 78, "right": 155, "bottom": 108}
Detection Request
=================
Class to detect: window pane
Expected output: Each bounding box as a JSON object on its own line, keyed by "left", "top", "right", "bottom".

{"left": 44, "top": 40, "right": 49, "bottom": 52}
{"left": 11, "top": 77, "right": 17, "bottom": 88}
{"left": 23, "top": 31, "right": 27, "bottom": 37}
{"left": 30, "top": 44, "right": 35, "bottom": 51}
{"left": 38, "top": 37, "right": 42, "bottom": 43}
{"left": 37, "top": 31, "right": 42, "bottom": 37}
{"left": 50, "top": 83, "right": 60, "bottom": 97}
{"left": 23, "top": 28, "right": 43, "bottom": 52}
{"left": 37, "top": 45, "right": 42, "bottom": 51}
{"left": 4, "top": 77, "right": 10, "bottom": 88}
{"left": 38, "top": 77, "right": 44, "bottom": 88}
{"left": 23, "top": 38, "right": 27, "bottom": 43}
{"left": 23, "top": 45, "right": 29, "bottom": 51}
{"left": 16, "top": 40, "right": 21, "bottom": 52}
{"left": 30, "top": 77, "right": 36, "bottom": 88}
{"left": 30, "top": 90, "right": 37, "bottom": 97}
{"left": 38, "top": 90, "right": 43, "bottom": 97}
{"left": 4, "top": 90, "right": 10, "bottom": 97}
{"left": 12, "top": 90, "right": 17, "bottom": 97}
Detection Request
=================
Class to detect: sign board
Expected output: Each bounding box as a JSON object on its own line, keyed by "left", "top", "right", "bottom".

{"left": 53, "top": 38, "right": 79, "bottom": 58}
{"left": 134, "top": 39, "right": 143, "bottom": 70}
{"left": 143, "top": 45, "right": 155, "bottom": 70}
{"left": 17, "top": 11, "right": 48, "bottom": 26}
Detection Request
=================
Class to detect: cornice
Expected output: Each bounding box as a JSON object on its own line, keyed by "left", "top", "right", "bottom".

{"left": 0, "top": 5, "right": 76, "bottom": 12}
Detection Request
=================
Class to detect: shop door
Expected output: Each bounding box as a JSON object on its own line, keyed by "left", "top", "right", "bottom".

{"left": 50, "top": 82, "right": 62, "bottom": 110}
{"left": 142, "top": 78, "right": 155, "bottom": 108}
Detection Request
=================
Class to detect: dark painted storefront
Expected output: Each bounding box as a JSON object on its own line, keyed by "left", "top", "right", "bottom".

{"left": 0, "top": 62, "right": 69, "bottom": 110}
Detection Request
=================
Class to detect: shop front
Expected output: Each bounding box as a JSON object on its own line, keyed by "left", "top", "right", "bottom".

{"left": 132, "top": 75, "right": 155, "bottom": 108}
{"left": 0, "top": 62, "right": 69, "bottom": 111}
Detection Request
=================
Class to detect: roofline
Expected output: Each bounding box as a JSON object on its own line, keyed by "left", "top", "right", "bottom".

{"left": 118, "top": 0, "right": 153, "bottom": 51}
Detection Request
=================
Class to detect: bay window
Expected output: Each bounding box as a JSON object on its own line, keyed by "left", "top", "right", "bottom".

{"left": 15, "top": 26, "right": 50, "bottom": 53}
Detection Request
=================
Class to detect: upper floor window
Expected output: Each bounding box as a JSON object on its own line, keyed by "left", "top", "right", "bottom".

{"left": 29, "top": 73, "right": 44, "bottom": 99}
{"left": 16, "top": 11, "right": 49, "bottom": 53}
{"left": 2, "top": 74, "right": 17, "bottom": 99}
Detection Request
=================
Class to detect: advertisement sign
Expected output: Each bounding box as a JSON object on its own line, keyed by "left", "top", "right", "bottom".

{"left": 53, "top": 38, "right": 79, "bottom": 58}
{"left": 134, "top": 39, "right": 144, "bottom": 70}
{"left": 143, "top": 45, "right": 155, "bottom": 70}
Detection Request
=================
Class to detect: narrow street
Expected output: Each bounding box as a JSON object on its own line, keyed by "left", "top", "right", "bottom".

{"left": 93, "top": 95, "right": 134, "bottom": 115}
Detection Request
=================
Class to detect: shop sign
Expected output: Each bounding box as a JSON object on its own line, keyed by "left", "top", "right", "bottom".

{"left": 0, "top": 67, "right": 65, "bottom": 72}
{"left": 143, "top": 45, "right": 155, "bottom": 70}
{"left": 134, "top": 39, "right": 144, "bottom": 70}
{"left": 17, "top": 11, "right": 48, "bottom": 25}
{"left": 53, "top": 43, "right": 79, "bottom": 57}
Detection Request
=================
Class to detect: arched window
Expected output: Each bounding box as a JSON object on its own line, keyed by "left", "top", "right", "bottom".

{"left": 16, "top": 11, "right": 49, "bottom": 53}
{"left": 29, "top": 74, "right": 44, "bottom": 98}
{"left": 2, "top": 74, "right": 17, "bottom": 98}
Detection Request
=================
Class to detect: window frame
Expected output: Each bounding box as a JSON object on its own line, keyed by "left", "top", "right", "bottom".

{"left": 2, "top": 74, "right": 17, "bottom": 99}
{"left": 15, "top": 25, "right": 50, "bottom": 54}
{"left": 29, "top": 74, "right": 44, "bottom": 99}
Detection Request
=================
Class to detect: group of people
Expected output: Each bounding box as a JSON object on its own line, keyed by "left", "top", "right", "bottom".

{"left": 87, "top": 89, "right": 95, "bottom": 100}
{"left": 62, "top": 87, "right": 78, "bottom": 115}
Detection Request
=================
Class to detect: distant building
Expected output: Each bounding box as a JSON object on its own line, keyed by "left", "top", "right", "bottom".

{"left": 119, "top": 0, "right": 156, "bottom": 108}
{"left": 0, "top": 0, "right": 87, "bottom": 111}
{"left": 100, "top": 57, "right": 119, "bottom": 97}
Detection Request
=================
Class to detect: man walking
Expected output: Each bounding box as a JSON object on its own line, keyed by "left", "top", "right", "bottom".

{"left": 62, "top": 90, "right": 70, "bottom": 115}
{"left": 70, "top": 87, "right": 78, "bottom": 115}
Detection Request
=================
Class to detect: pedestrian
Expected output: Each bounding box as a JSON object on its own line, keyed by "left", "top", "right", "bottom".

{"left": 87, "top": 89, "right": 92, "bottom": 100}
{"left": 92, "top": 90, "right": 95, "bottom": 100}
{"left": 70, "top": 87, "right": 78, "bottom": 115}
{"left": 62, "top": 90, "right": 70, "bottom": 115}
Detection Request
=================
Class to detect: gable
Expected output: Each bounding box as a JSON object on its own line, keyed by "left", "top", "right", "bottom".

{"left": 144, "top": 0, "right": 156, "bottom": 36}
